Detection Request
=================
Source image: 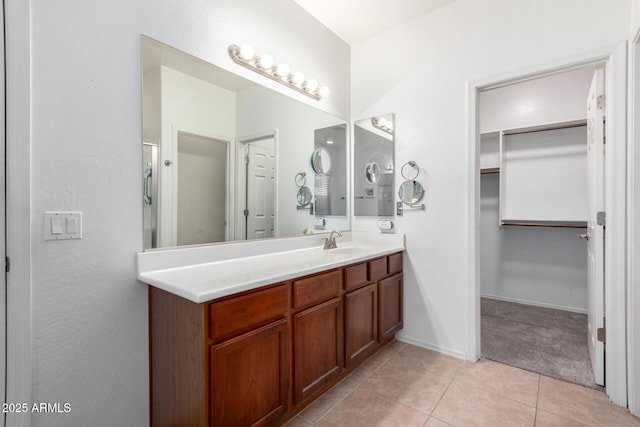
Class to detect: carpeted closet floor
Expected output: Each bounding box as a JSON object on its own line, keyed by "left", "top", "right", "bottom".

{"left": 481, "top": 297, "right": 604, "bottom": 391}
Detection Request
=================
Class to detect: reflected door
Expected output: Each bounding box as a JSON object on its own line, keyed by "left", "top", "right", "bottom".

{"left": 177, "top": 132, "right": 228, "bottom": 245}
{"left": 245, "top": 138, "right": 275, "bottom": 239}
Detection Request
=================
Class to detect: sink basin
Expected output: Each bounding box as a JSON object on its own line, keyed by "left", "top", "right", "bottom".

{"left": 324, "top": 246, "right": 367, "bottom": 256}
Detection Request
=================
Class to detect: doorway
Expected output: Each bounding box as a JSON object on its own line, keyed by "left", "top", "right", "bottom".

{"left": 478, "top": 65, "right": 604, "bottom": 389}
{"left": 237, "top": 134, "right": 276, "bottom": 240}
{"left": 469, "top": 44, "right": 628, "bottom": 405}
{"left": 176, "top": 132, "right": 230, "bottom": 246}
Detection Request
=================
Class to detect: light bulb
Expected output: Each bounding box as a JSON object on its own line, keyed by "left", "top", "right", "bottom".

{"left": 292, "top": 71, "right": 305, "bottom": 85}
{"left": 239, "top": 44, "right": 255, "bottom": 61}
{"left": 306, "top": 79, "right": 319, "bottom": 92}
{"left": 386, "top": 121, "right": 394, "bottom": 131}
{"left": 275, "top": 63, "right": 290, "bottom": 77}
{"left": 326, "top": 139, "right": 334, "bottom": 145}
{"left": 318, "top": 86, "right": 330, "bottom": 98}
{"left": 378, "top": 118, "right": 387, "bottom": 127}
{"left": 259, "top": 54, "right": 273, "bottom": 69}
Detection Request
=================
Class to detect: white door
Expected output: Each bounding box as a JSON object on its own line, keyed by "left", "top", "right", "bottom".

{"left": 245, "top": 138, "right": 275, "bottom": 239}
{"left": 586, "top": 67, "right": 605, "bottom": 386}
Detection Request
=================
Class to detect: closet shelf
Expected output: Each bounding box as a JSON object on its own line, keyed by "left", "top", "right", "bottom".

{"left": 501, "top": 119, "right": 587, "bottom": 136}
{"left": 501, "top": 220, "right": 587, "bottom": 229}
{"left": 481, "top": 167, "right": 500, "bottom": 175}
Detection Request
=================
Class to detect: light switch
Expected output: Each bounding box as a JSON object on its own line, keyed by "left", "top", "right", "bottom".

{"left": 66, "top": 217, "right": 77, "bottom": 234}
{"left": 51, "top": 218, "right": 64, "bottom": 235}
{"left": 44, "top": 212, "right": 83, "bottom": 241}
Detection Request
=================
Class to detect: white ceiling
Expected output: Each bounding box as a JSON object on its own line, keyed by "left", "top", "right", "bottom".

{"left": 294, "top": 0, "right": 461, "bottom": 45}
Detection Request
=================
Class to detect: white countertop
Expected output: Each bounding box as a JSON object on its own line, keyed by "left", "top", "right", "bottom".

{"left": 136, "top": 232, "right": 405, "bottom": 303}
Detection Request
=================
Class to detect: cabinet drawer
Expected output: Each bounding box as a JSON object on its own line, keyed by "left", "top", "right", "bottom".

{"left": 388, "top": 252, "right": 403, "bottom": 275}
{"left": 368, "top": 257, "right": 388, "bottom": 282}
{"left": 293, "top": 270, "right": 342, "bottom": 310}
{"left": 209, "top": 284, "right": 288, "bottom": 342}
{"left": 344, "top": 262, "right": 368, "bottom": 291}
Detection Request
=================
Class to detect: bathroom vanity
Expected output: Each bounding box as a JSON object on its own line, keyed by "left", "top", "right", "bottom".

{"left": 137, "top": 232, "right": 404, "bottom": 426}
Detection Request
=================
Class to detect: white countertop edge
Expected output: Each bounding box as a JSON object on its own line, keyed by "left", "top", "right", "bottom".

{"left": 137, "top": 232, "right": 405, "bottom": 303}
{"left": 139, "top": 244, "right": 404, "bottom": 303}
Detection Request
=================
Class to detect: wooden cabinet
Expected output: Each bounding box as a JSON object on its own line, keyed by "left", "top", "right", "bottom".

{"left": 379, "top": 273, "right": 403, "bottom": 343}
{"left": 344, "top": 283, "right": 377, "bottom": 368}
{"left": 293, "top": 297, "right": 343, "bottom": 404}
{"left": 149, "top": 252, "right": 403, "bottom": 427}
{"left": 211, "top": 319, "right": 289, "bottom": 427}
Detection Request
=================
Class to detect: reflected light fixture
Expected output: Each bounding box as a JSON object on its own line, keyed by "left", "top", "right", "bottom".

{"left": 229, "top": 44, "right": 329, "bottom": 101}
{"left": 326, "top": 139, "right": 334, "bottom": 145}
{"left": 371, "top": 116, "right": 394, "bottom": 134}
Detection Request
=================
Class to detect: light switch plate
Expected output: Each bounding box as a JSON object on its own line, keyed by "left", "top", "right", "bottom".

{"left": 44, "top": 212, "right": 83, "bottom": 241}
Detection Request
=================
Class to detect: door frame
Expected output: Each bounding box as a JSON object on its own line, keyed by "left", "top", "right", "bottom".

{"left": 163, "top": 126, "right": 233, "bottom": 246}
{"left": 236, "top": 131, "right": 278, "bottom": 241}
{"left": 5, "top": 0, "right": 32, "bottom": 426}
{"left": 0, "top": 0, "right": 5, "bottom": 424}
{"left": 627, "top": 28, "right": 640, "bottom": 416}
{"left": 467, "top": 43, "right": 628, "bottom": 406}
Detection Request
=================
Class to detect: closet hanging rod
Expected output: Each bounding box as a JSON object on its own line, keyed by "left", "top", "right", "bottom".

{"left": 480, "top": 167, "right": 500, "bottom": 175}
{"left": 502, "top": 121, "right": 587, "bottom": 136}
{"left": 501, "top": 220, "right": 587, "bottom": 229}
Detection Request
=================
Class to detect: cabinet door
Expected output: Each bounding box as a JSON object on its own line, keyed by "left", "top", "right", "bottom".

{"left": 345, "top": 283, "right": 378, "bottom": 368}
{"left": 378, "top": 273, "right": 403, "bottom": 343}
{"left": 293, "top": 298, "right": 343, "bottom": 404}
{"left": 211, "top": 319, "right": 289, "bottom": 427}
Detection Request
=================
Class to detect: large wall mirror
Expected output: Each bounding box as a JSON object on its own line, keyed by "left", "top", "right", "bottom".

{"left": 142, "top": 36, "right": 349, "bottom": 249}
{"left": 313, "top": 124, "right": 347, "bottom": 217}
{"left": 353, "top": 114, "right": 395, "bottom": 216}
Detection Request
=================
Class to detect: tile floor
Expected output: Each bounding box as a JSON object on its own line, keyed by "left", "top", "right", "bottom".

{"left": 284, "top": 341, "right": 640, "bottom": 427}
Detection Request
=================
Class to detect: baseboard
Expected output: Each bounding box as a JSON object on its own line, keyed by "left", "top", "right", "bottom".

{"left": 481, "top": 293, "right": 587, "bottom": 314}
{"left": 395, "top": 333, "right": 468, "bottom": 361}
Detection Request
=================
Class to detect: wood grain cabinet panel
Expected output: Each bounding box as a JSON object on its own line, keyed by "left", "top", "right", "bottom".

{"left": 378, "top": 273, "right": 403, "bottom": 343}
{"left": 344, "top": 262, "right": 368, "bottom": 291}
{"left": 388, "top": 252, "right": 403, "bottom": 275}
{"left": 368, "top": 257, "right": 388, "bottom": 282}
{"left": 344, "top": 283, "right": 378, "bottom": 368}
{"left": 293, "top": 297, "right": 343, "bottom": 404}
{"left": 209, "top": 284, "right": 288, "bottom": 342}
{"left": 292, "top": 270, "right": 341, "bottom": 309}
{"left": 211, "top": 319, "right": 289, "bottom": 427}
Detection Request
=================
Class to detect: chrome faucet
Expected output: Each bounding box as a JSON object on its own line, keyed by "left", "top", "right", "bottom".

{"left": 323, "top": 230, "right": 342, "bottom": 250}
{"left": 302, "top": 227, "right": 314, "bottom": 235}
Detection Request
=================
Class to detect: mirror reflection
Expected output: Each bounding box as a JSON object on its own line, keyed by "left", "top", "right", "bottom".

{"left": 398, "top": 180, "right": 424, "bottom": 204}
{"left": 311, "top": 148, "right": 332, "bottom": 175}
{"left": 297, "top": 187, "right": 312, "bottom": 207}
{"left": 364, "top": 162, "right": 380, "bottom": 184}
{"left": 353, "top": 114, "right": 395, "bottom": 216}
{"left": 142, "top": 37, "right": 349, "bottom": 249}
{"left": 313, "top": 124, "right": 347, "bottom": 217}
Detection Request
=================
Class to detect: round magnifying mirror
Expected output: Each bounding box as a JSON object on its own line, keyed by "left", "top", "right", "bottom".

{"left": 398, "top": 180, "right": 424, "bottom": 204}
{"left": 297, "top": 186, "right": 312, "bottom": 207}
{"left": 364, "top": 162, "right": 380, "bottom": 184}
{"left": 294, "top": 172, "right": 306, "bottom": 188}
{"left": 311, "top": 148, "right": 332, "bottom": 175}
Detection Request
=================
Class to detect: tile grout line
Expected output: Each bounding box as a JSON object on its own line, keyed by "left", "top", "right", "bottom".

{"left": 426, "top": 356, "right": 466, "bottom": 421}
{"left": 308, "top": 342, "right": 402, "bottom": 425}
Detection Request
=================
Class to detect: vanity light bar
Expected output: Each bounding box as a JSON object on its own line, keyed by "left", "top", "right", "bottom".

{"left": 228, "top": 44, "right": 329, "bottom": 101}
{"left": 371, "top": 116, "right": 394, "bottom": 134}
